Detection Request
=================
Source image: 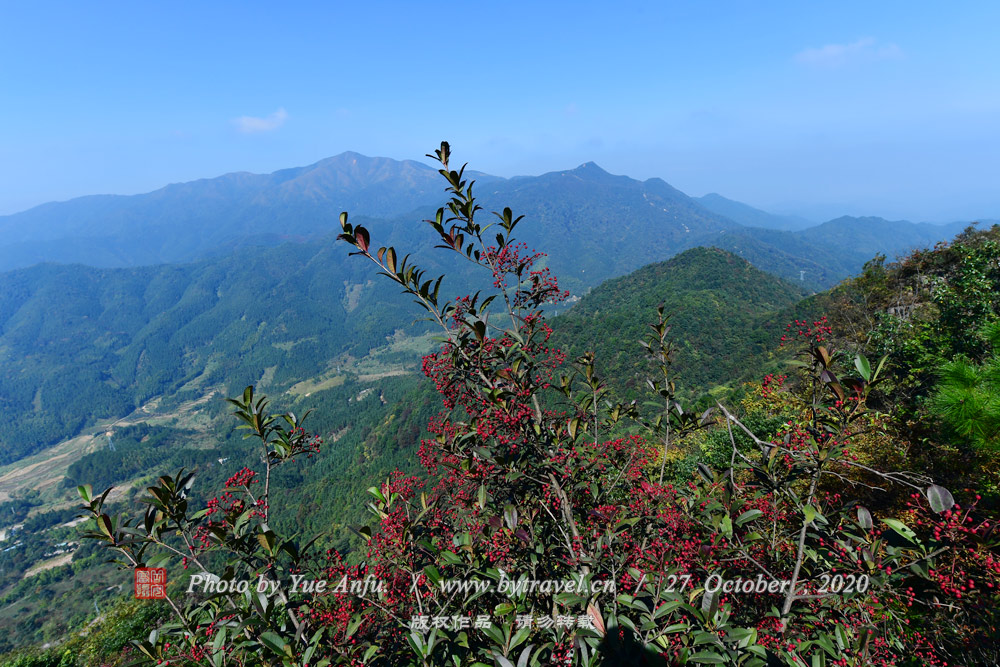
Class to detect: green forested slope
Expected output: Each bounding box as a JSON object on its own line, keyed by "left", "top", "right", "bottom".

{"left": 551, "top": 247, "right": 805, "bottom": 400}
{"left": 0, "top": 231, "right": 433, "bottom": 463}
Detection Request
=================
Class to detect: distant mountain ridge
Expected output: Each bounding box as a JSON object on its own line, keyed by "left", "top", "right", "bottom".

{"left": 0, "top": 152, "right": 500, "bottom": 270}
{"left": 475, "top": 161, "right": 740, "bottom": 289}
{"left": 0, "top": 151, "right": 974, "bottom": 283}
{"left": 697, "top": 193, "right": 815, "bottom": 231}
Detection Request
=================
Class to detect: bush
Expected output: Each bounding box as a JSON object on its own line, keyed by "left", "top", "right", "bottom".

{"left": 81, "top": 145, "right": 1000, "bottom": 666}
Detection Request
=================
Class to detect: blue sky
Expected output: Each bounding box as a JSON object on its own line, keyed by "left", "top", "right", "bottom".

{"left": 1, "top": 1, "right": 998, "bottom": 221}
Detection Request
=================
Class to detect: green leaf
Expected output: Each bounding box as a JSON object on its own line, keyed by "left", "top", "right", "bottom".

{"left": 440, "top": 550, "right": 464, "bottom": 566}
{"left": 815, "top": 632, "right": 837, "bottom": 657}
{"left": 259, "top": 631, "right": 290, "bottom": 657}
{"left": 873, "top": 355, "right": 889, "bottom": 381}
{"left": 727, "top": 627, "right": 757, "bottom": 648}
{"left": 882, "top": 518, "right": 917, "bottom": 543}
{"left": 697, "top": 463, "right": 714, "bottom": 484}
{"left": 720, "top": 515, "right": 733, "bottom": 537}
{"left": 735, "top": 509, "right": 762, "bottom": 526}
{"left": 406, "top": 633, "right": 425, "bottom": 659}
{"left": 835, "top": 624, "right": 849, "bottom": 650}
{"left": 503, "top": 504, "right": 519, "bottom": 530}
{"left": 509, "top": 626, "right": 531, "bottom": 651}
{"left": 367, "top": 486, "right": 386, "bottom": 504}
{"left": 134, "top": 641, "right": 157, "bottom": 661}
{"left": 515, "top": 645, "right": 534, "bottom": 667}
{"left": 803, "top": 504, "right": 820, "bottom": 525}
{"left": 423, "top": 565, "right": 441, "bottom": 587}
{"left": 145, "top": 552, "right": 172, "bottom": 568}
{"left": 854, "top": 354, "right": 872, "bottom": 381}
{"left": 345, "top": 614, "right": 364, "bottom": 639}
{"left": 256, "top": 531, "right": 276, "bottom": 555}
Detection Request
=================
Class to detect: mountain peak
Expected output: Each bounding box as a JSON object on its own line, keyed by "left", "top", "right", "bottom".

{"left": 559, "top": 161, "right": 629, "bottom": 184}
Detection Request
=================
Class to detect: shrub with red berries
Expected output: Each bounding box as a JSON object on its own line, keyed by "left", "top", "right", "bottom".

{"left": 80, "top": 145, "right": 1000, "bottom": 666}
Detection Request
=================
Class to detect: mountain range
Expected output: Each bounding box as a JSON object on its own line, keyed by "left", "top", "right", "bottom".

{"left": 0, "top": 153, "right": 500, "bottom": 271}
{"left": 0, "top": 152, "right": 972, "bottom": 288}
{"left": 0, "top": 151, "right": 982, "bottom": 464}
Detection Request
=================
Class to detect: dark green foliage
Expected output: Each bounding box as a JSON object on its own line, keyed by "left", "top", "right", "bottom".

{"left": 696, "top": 409, "right": 788, "bottom": 471}
{"left": 929, "top": 322, "right": 1000, "bottom": 452}
{"left": 21, "top": 508, "right": 77, "bottom": 534}
{"left": 552, "top": 247, "right": 803, "bottom": 400}
{"left": 75, "top": 598, "right": 169, "bottom": 667}
{"left": 0, "top": 649, "right": 66, "bottom": 667}
{"left": 0, "top": 491, "right": 40, "bottom": 529}
{"left": 817, "top": 224, "right": 1000, "bottom": 494}
{"left": 0, "top": 589, "right": 168, "bottom": 665}
{"left": 61, "top": 424, "right": 211, "bottom": 491}
{"left": 864, "top": 226, "right": 1000, "bottom": 401}
{"left": 260, "top": 376, "right": 437, "bottom": 545}
{"left": 0, "top": 529, "right": 126, "bottom": 652}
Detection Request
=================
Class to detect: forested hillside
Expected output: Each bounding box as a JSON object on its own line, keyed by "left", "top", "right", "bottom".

{"left": 552, "top": 247, "right": 804, "bottom": 400}
{"left": 0, "top": 231, "right": 430, "bottom": 463}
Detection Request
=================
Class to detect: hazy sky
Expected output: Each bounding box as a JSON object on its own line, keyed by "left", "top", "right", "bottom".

{"left": 2, "top": 2, "right": 998, "bottom": 222}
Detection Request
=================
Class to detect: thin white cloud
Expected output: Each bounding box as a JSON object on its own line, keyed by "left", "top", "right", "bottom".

{"left": 795, "top": 38, "right": 902, "bottom": 68}
{"left": 233, "top": 107, "right": 288, "bottom": 133}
